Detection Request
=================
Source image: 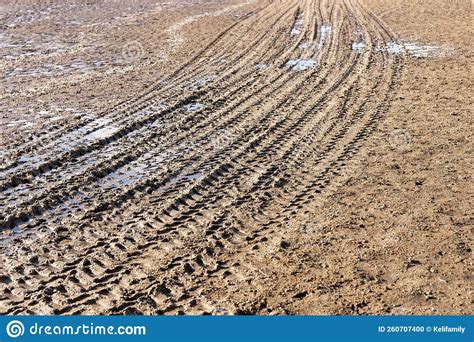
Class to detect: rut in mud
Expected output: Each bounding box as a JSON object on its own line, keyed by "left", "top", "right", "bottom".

{"left": 0, "top": 0, "right": 403, "bottom": 314}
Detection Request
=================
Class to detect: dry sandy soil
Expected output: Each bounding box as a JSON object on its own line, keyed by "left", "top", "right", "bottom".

{"left": 0, "top": 0, "right": 472, "bottom": 315}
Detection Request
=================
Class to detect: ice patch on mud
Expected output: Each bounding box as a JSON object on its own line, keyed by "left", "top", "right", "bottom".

{"left": 48, "top": 116, "right": 63, "bottom": 122}
{"left": 6, "top": 119, "right": 28, "bottom": 128}
{"left": 286, "top": 59, "right": 316, "bottom": 71}
{"left": 404, "top": 43, "right": 449, "bottom": 58}
{"left": 386, "top": 42, "right": 402, "bottom": 54}
{"left": 291, "top": 28, "right": 301, "bottom": 35}
{"left": 375, "top": 41, "right": 451, "bottom": 58}
{"left": 352, "top": 42, "right": 366, "bottom": 53}
{"left": 193, "top": 75, "right": 215, "bottom": 87}
{"left": 84, "top": 126, "right": 119, "bottom": 140}
{"left": 375, "top": 42, "right": 402, "bottom": 54}
{"left": 185, "top": 103, "right": 202, "bottom": 111}
{"left": 315, "top": 25, "right": 332, "bottom": 50}
{"left": 4, "top": 118, "right": 34, "bottom": 131}
{"left": 290, "top": 12, "right": 304, "bottom": 35}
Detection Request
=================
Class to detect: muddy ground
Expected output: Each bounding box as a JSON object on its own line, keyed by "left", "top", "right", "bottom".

{"left": 0, "top": 0, "right": 472, "bottom": 315}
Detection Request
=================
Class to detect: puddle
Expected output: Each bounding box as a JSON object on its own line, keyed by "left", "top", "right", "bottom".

{"left": 4, "top": 120, "right": 112, "bottom": 169}
{"left": 290, "top": 12, "right": 304, "bottom": 35}
{"left": 286, "top": 58, "right": 316, "bottom": 71}
{"left": 98, "top": 152, "right": 165, "bottom": 189}
{"left": 255, "top": 63, "right": 267, "bottom": 69}
{"left": 185, "top": 172, "right": 202, "bottom": 181}
{"left": 298, "top": 43, "right": 307, "bottom": 50}
{"left": 352, "top": 42, "right": 366, "bottom": 53}
{"left": 18, "top": 155, "right": 43, "bottom": 164}
{"left": 185, "top": 103, "right": 202, "bottom": 111}
{"left": 54, "top": 117, "right": 114, "bottom": 152}
{"left": 1, "top": 189, "right": 93, "bottom": 246}
{"left": 315, "top": 25, "right": 332, "bottom": 50}
{"left": 1, "top": 155, "right": 44, "bottom": 178}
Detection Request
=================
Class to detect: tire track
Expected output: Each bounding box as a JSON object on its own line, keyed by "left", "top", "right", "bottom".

{"left": 0, "top": 1, "right": 289, "bottom": 174}
{"left": 1, "top": 1, "right": 321, "bottom": 230}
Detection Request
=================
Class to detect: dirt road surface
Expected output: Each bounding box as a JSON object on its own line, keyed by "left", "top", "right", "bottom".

{"left": 0, "top": 0, "right": 472, "bottom": 315}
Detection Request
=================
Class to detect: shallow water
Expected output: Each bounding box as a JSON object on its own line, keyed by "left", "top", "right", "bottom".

{"left": 186, "top": 172, "right": 202, "bottom": 181}
{"left": 98, "top": 151, "right": 166, "bottom": 189}
{"left": 18, "top": 155, "right": 43, "bottom": 164}
{"left": 54, "top": 117, "right": 114, "bottom": 152}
